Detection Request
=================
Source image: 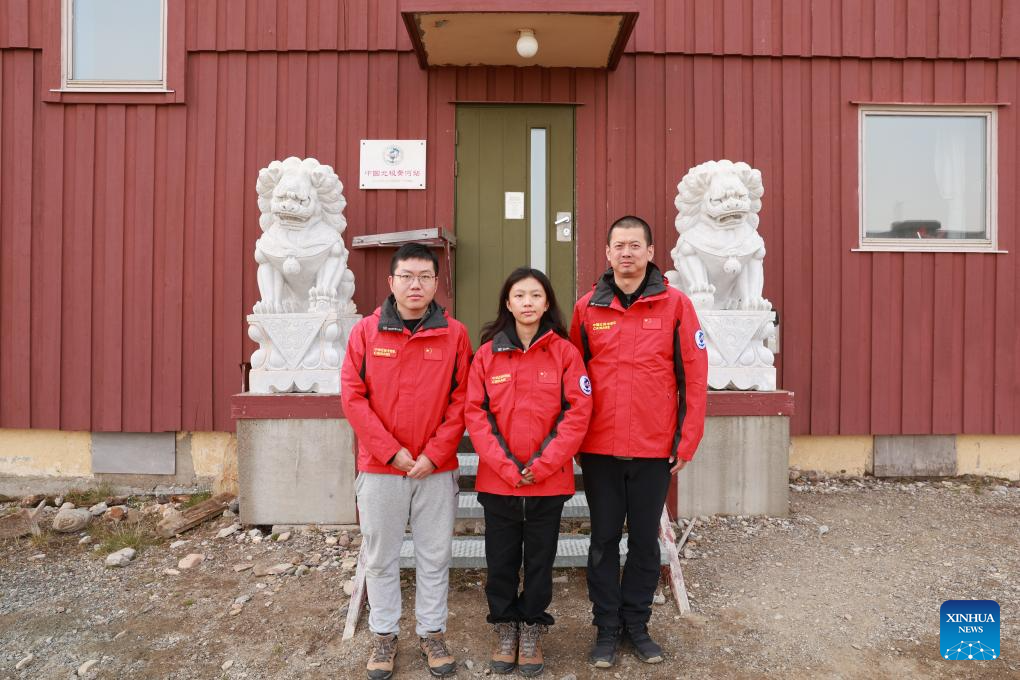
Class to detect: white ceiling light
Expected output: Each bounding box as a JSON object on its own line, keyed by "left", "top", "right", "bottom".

{"left": 516, "top": 29, "right": 538, "bottom": 58}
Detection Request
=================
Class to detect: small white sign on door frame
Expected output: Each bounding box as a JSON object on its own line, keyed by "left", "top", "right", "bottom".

{"left": 505, "top": 192, "right": 525, "bottom": 220}
{"left": 360, "top": 140, "right": 426, "bottom": 190}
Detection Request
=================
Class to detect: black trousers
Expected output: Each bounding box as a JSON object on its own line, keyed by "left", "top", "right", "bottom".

{"left": 581, "top": 453, "right": 671, "bottom": 630}
{"left": 478, "top": 492, "right": 570, "bottom": 626}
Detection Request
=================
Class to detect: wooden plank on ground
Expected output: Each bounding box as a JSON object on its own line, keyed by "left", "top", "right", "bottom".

{"left": 676, "top": 516, "right": 697, "bottom": 552}
{"left": 156, "top": 493, "right": 234, "bottom": 538}
{"left": 342, "top": 544, "right": 368, "bottom": 641}
{"left": 658, "top": 507, "right": 691, "bottom": 615}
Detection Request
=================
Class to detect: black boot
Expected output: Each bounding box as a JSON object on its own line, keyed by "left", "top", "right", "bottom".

{"left": 624, "top": 624, "right": 664, "bottom": 663}
{"left": 588, "top": 626, "right": 621, "bottom": 668}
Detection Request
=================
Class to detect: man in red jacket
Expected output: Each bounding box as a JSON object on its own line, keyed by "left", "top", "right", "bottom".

{"left": 341, "top": 243, "right": 473, "bottom": 680}
{"left": 569, "top": 216, "right": 708, "bottom": 669}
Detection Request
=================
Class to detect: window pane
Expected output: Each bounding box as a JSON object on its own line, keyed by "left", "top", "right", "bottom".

{"left": 529, "top": 128, "right": 548, "bottom": 272}
{"left": 73, "top": 0, "right": 162, "bottom": 81}
{"left": 863, "top": 114, "right": 987, "bottom": 239}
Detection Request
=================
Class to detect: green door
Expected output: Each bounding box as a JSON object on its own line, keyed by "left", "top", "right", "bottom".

{"left": 455, "top": 105, "right": 576, "bottom": 345}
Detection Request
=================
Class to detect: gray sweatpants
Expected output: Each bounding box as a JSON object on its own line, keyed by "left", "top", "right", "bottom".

{"left": 356, "top": 471, "right": 458, "bottom": 637}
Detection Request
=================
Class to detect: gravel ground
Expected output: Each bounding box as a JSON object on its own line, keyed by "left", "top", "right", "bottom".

{"left": 1, "top": 476, "right": 1017, "bottom": 679}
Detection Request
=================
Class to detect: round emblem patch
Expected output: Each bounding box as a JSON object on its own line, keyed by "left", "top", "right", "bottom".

{"left": 695, "top": 329, "right": 707, "bottom": 350}
{"left": 579, "top": 375, "right": 593, "bottom": 396}
{"left": 383, "top": 144, "right": 403, "bottom": 165}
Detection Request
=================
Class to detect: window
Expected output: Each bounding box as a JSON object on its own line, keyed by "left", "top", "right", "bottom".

{"left": 859, "top": 107, "right": 997, "bottom": 252}
{"left": 63, "top": 0, "right": 167, "bottom": 91}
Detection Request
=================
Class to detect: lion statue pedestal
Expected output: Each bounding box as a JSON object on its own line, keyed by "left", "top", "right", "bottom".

{"left": 665, "top": 160, "right": 776, "bottom": 391}
{"left": 246, "top": 157, "right": 361, "bottom": 394}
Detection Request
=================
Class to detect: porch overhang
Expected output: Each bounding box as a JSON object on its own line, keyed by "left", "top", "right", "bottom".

{"left": 401, "top": 1, "right": 638, "bottom": 70}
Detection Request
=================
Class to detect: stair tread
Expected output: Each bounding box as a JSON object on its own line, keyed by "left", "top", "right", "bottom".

{"left": 457, "top": 491, "right": 588, "bottom": 519}
{"left": 456, "top": 453, "right": 581, "bottom": 475}
{"left": 398, "top": 533, "right": 669, "bottom": 568}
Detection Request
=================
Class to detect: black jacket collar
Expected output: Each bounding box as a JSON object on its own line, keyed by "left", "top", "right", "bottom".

{"left": 378, "top": 295, "right": 448, "bottom": 333}
{"left": 589, "top": 263, "right": 668, "bottom": 308}
{"left": 492, "top": 320, "right": 555, "bottom": 353}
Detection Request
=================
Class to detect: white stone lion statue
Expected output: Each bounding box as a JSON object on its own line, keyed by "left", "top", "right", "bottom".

{"left": 253, "top": 157, "right": 355, "bottom": 315}
{"left": 665, "top": 160, "right": 770, "bottom": 311}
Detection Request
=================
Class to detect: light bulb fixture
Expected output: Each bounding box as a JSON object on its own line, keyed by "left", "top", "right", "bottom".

{"left": 516, "top": 28, "right": 538, "bottom": 58}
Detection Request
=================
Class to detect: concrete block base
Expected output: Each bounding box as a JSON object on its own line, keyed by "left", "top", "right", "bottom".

{"left": 237, "top": 416, "right": 357, "bottom": 526}
{"left": 677, "top": 414, "right": 790, "bottom": 517}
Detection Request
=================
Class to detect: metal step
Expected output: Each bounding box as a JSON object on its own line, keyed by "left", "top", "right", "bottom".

{"left": 457, "top": 491, "right": 588, "bottom": 519}
{"left": 399, "top": 534, "right": 669, "bottom": 569}
{"left": 456, "top": 453, "right": 581, "bottom": 477}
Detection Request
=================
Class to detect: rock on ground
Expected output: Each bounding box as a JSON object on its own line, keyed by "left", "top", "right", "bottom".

{"left": 52, "top": 508, "right": 92, "bottom": 533}
{"left": 104, "top": 548, "right": 136, "bottom": 568}
{"left": 77, "top": 658, "right": 99, "bottom": 676}
{"left": 178, "top": 553, "right": 205, "bottom": 570}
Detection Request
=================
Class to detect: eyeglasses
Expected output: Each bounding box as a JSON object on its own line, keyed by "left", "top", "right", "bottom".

{"left": 392, "top": 273, "right": 437, "bottom": 286}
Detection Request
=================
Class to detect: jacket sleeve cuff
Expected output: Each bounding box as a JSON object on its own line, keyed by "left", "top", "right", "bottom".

{"left": 674, "top": 443, "right": 696, "bottom": 462}
{"left": 370, "top": 437, "right": 402, "bottom": 465}
{"left": 505, "top": 465, "right": 524, "bottom": 486}
{"left": 421, "top": 448, "right": 446, "bottom": 470}
{"left": 526, "top": 457, "right": 553, "bottom": 483}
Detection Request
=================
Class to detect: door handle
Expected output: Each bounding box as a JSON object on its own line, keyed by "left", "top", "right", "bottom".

{"left": 555, "top": 212, "right": 572, "bottom": 241}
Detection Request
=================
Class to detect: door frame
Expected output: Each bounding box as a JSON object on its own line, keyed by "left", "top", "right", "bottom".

{"left": 452, "top": 103, "right": 578, "bottom": 339}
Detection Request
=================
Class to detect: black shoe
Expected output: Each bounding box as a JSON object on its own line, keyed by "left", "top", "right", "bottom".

{"left": 624, "top": 625, "right": 664, "bottom": 663}
{"left": 588, "top": 626, "right": 621, "bottom": 668}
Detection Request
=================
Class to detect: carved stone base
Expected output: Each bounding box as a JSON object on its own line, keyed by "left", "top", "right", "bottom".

{"left": 697, "top": 309, "right": 776, "bottom": 391}
{"left": 246, "top": 312, "right": 362, "bottom": 394}
{"left": 248, "top": 369, "right": 338, "bottom": 394}
{"left": 706, "top": 366, "right": 776, "bottom": 391}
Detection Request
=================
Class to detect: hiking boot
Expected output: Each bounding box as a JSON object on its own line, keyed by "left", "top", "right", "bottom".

{"left": 624, "top": 625, "right": 664, "bottom": 663}
{"left": 366, "top": 632, "right": 397, "bottom": 680}
{"left": 418, "top": 631, "right": 457, "bottom": 677}
{"left": 490, "top": 622, "right": 518, "bottom": 674}
{"left": 588, "top": 625, "right": 621, "bottom": 668}
{"left": 517, "top": 623, "right": 547, "bottom": 677}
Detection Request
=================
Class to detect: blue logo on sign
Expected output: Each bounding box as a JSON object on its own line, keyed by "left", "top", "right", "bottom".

{"left": 940, "top": 600, "right": 1000, "bottom": 660}
{"left": 694, "top": 329, "right": 706, "bottom": 350}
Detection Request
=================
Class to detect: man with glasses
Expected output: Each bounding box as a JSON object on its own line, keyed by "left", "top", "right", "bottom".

{"left": 342, "top": 243, "right": 472, "bottom": 679}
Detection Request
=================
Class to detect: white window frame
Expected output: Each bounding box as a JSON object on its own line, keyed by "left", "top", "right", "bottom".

{"left": 61, "top": 0, "right": 169, "bottom": 92}
{"left": 857, "top": 105, "right": 999, "bottom": 253}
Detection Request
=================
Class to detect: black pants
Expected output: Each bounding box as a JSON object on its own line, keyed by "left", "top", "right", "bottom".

{"left": 581, "top": 454, "right": 671, "bottom": 630}
{"left": 478, "top": 492, "right": 570, "bottom": 626}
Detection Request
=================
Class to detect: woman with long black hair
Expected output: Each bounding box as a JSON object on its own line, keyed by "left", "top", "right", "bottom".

{"left": 465, "top": 267, "right": 593, "bottom": 676}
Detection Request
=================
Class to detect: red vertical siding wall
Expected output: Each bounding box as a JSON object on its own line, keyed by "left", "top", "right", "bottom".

{"left": 1, "top": 0, "right": 1018, "bottom": 435}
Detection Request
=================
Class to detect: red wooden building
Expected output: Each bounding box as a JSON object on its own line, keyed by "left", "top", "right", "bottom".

{"left": 1, "top": 0, "right": 1018, "bottom": 481}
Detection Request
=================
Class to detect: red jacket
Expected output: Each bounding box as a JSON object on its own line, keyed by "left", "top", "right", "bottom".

{"left": 569, "top": 264, "right": 708, "bottom": 462}
{"left": 341, "top": 298, "right": 473, "bottom": 476}
{"left": 466, "top": 326, "right": 593, "bottom": 496}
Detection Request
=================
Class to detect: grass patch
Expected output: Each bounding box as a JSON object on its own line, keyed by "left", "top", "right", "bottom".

{"left": 64, "top": 482, "right": 116, "bottom": 508}
{"left": 4, "top": 526, "right": 79, "bottom": 552}
{"left": 182, "top": 598, "right": 196, "bottom": 607}
{"left": 181, "top": 491, "right": 212, "bottom": 509}
{"left": 91, "top": 520, "right": 158, "bottom": 556}
{"left": 29, "top": 529, "right": 51, "bottom": 549}
{"left": 27, "top": 528, "right": 63, "bottom": 550}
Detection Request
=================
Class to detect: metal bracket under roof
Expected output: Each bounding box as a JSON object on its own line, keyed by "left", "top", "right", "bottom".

{"left": 350, "top": 228, "right": 457, "bottom": 296}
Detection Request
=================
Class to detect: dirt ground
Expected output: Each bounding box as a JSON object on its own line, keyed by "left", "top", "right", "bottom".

{"left": 1, "top": 475, "right": 1018, "bottom": 679}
